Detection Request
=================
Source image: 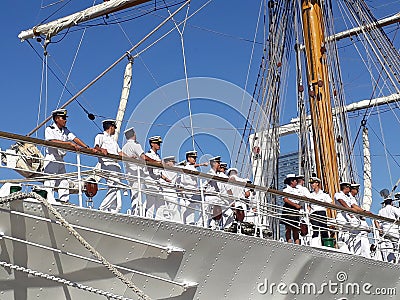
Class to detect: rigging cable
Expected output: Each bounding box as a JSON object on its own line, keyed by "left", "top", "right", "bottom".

{"left": 57, "top": 0, "right": 96, "bottom": 109}
{"left": 376, "top": 106, "right": 394, "bottom": 187}
{"left": 113, "top": 2, "right": 208, "bottom": 155}
{"left": 232, "top": 0, "right": 264, "bottom": 172}
{"left": 26, "top": 40, "right": 103, "bottom": 132}
{"left": 335, "top": 0, "right": 400, "bottom": 179}
{"left": 162, "top": 0, "right": 195, "bottom": 150}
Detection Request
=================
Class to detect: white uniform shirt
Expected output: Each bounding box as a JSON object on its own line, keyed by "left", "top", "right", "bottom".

{"left": 378, "top": 205, "right": 400, "bottom": 233}
{"left": 205, "top": 169, "right": 221, "bottom": 193}
{"left": 161, "top": 169, "right": 177, "bottom": 188}
{"left": 180, "top": 164, "right": 198, "bottom": 191}
{"left": 282, "top": 185, "right": 301, "bottom": 204}
{"left": 297, "top": 184, "right": 312, "bottom": 198}
{"left": 347, "top": 194, "right": 358, "bottom": 207}
{"left": 218, "top": 172, "right": 229, "bottom": 195}
{"left": 334, "top": 191, "right": 352, "bottom": 208}
{"left": 94, "top": 132, "right": 121, "bottom": 167}
{"left": 310, "top": 189, "right": 332, "bottom": 212}
{"left": 228, "top": 174, "right": 247, "bottom": 199}
{"left": 145, "top": 149, "right": 161, "bottom": 182}
{"left": 45, "top": 123, "right": 76, "bottom": 159}
{"left": 122, "top": 139, "right": 144, "bottom": 175}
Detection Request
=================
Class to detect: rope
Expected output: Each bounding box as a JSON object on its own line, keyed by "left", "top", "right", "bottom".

{"left": 0, "top": 261, "right": 134, "bottom": 300}
{"left": 0, "top": 192, "right": 151, "bottom": 300}
{"left": 162, "top": 0, "right": 195, "bottom": 150}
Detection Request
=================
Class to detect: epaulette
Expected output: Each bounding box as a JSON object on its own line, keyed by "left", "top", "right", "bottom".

{"left": 49, "top": 125, "right": 55, "bottom": 129}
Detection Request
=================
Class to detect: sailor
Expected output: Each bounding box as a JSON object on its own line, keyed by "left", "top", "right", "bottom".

{"left": 177, "top": 160, "right": 187, "bottom": 167}
{"left": 218, "top": 162, "right": 230, "bottom": 195}
{"left": 375, "top": 197, "right": 400, "bottom": 262}
{"left": 180, "top": 151, "right": 206, "bottom": 225}
{"left": 217, "top": 162, "right": 232, "bottom": 227}
{"left": 296, "top": 174, "right": 311, "bottom": 198}
{"left": 348, "top": 183, "right": 371, "bottom": 258}
{"left": 144, "top": 136, "right": 165, "bottom": 219}
{"left": 94, "top": 119, "right": 123, "bottom": 213}
{"left": 219, "top": 162, "right": 228, "bottom": 174}
{"left": 224, "top": 167, "right": 249, "bottom": 229}
{"left": 335, "top": 182, "right": 370, "bottom": 223}
{"left": 296, "top": 174, "right": 312, "bottom": 243}
{"left": 333, "top": 181, "right": 353, "bottom": 248}
{"left": 334, "top": 182, "right": 353, "bottom": 224}
{"left": 281, "top": 174, "right": 302, "bottom": 244}
{"left": 308, "top": 177, "right": 331, "bottom": 246}
{"left": 334, "top": 181, "right": 369, "bottom": 251}
{"left": 159, "top": 156, "right": 179, "bottom": 221}
{"left": 121, "top": 127, "right": 158, "bottom": 215}
{"left": 226, "top": 168, "right": 246, "bottom": 199}
{"left": 44, "top": 109, "right": 93, "bottom": 203}
{"left": 204, "top": 156, "right": 228, "bottom": 229}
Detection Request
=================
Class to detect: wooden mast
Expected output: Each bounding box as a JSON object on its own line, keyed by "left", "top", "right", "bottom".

{"left": 301, "top": 0, "right": 339, "bottom": 215}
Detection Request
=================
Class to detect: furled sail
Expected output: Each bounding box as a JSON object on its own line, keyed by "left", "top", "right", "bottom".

{"left": 115, "top": 59, "right": 133, "bottom": 141}
{"left": 362, "top": 127, "right": 372, "bottom": 210}
{"left": 18, "top": 0, "right": 151, "bottom": 41}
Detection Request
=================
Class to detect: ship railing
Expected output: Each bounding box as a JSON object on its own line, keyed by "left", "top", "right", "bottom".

{"left": 1, "top": 131, "right": 400, "bottom": 260}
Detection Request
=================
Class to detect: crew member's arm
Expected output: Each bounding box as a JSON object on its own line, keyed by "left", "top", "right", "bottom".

{"left": 337, "top": 198, "right": 351, "bottom": 209}
{"left": 140, "top": 153, "right": 161, "bottom": 164}
{"left": 194, "top": 162, "right": 208, "bottom": 167}
{"left": 72, "top": 137, "right": 98, "bottom": 153}
{"left": 283, "top": 197, "right": 302, "bottom": 210}
{"left": 350, "top": 203, "right": 373, "bottom": 215}
{"left": 49, "top": 139, "right": 80, "bottom": 151}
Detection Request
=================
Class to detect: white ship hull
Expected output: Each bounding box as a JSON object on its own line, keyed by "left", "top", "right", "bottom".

{"left": 0, "top": 198, "right": 398, "bottom": 299}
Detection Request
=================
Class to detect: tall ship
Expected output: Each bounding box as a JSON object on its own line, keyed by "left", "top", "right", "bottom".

{"left": 0, "top": 0, "right": 400, "bottom": 299}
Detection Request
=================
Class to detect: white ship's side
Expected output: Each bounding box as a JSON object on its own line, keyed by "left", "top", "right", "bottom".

{"left": 0, "top": 195, "right": 399, "bottom": 299}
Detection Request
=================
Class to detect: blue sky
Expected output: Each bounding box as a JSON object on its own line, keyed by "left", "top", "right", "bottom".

{"left": 1, "top": 0, "right": 400, "bottom": 214}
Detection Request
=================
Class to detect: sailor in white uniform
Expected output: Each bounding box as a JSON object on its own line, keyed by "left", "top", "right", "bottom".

{"left": 282, "top": 174, "right": 302, "bottom": 244}
{"left": 223, "top": 167, "right": 248, "bottom": 228}
{"left": 308, "top": 177, "right": 331, "bottom": 246}
{"left": 204, "top": 156, "right": 227, "bottom": 229}
{"left": 334, "top": 181, "right": 353, "bottom": 249}
{"left": 334, "top": 182, "right": 354, "bottom": 225}
{"left": 44, "top": 109, "right": 92, "bottom": 203}
{"left": 94, "top": 119, "right": 123, "bottom": 213}
{"left": 296, "top": 174, "right": 312, "bottom": 199}
{"left": 348, "top": 183, "right": 371, "bottom": 258}
{"left": 375, "top": 198, "right": 400, "bottom": 262}
{"left": 217, "top": 162, "right": 231, "bottom": 228}
{"left": 144, "top": 136, "right": 165, "bottom": 219}
{"left": 159, "top": 156, "right": 179, "bottom": 221}
{"left": 180, "top": 151, "right": 206, "bottom": 225}
{"left": 122, "top": 128, "right": 158, "bottom": 215}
